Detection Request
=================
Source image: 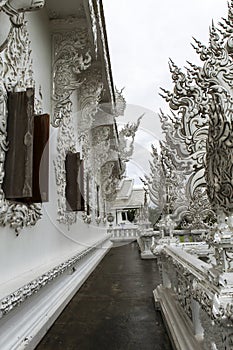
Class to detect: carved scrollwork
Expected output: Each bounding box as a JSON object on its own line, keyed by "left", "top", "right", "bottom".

{"left": 54, "top": 104, "right": 77, "bottom": 226}
{"left": 181, "top": 187, "right": 216, "bottom": 230}
{"left": 101, "top": 160, "right": 120, "bottom": 201}
{"left": 206, "top": 93, "right": 233, "bottom": 216}
{"left": 78, "top": 73, "right": 103, "bottom": 138}
{"left": 159, "top": 59, "right": 210, "bottom": 201}
{"left": 158, "top": 4, "right": 233, "bottom": 244}
{"left": 77, "top": 69, "right": 103, "bottom": 163}
{"left": 0, "top": 7, "right": 44, "bottom": 234}
{"left": 51, "top": 26, "right": 92, "bottom": 127}
{"left": 92, "top": 125, "right": 112, "bottom": 145}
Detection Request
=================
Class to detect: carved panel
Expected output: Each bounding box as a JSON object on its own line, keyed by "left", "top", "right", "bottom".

{"left": 101, "top": 160, "right": 120, "bottom": 201}
{"left": 54, "top": 107, "right": 77, "bottom": 226}
{"left": 51, "top": 20, "right": 93, "bottom": 225}
{"left": 51, "top": 24, "right": 92, "bottom": 127}
{"left": 0, "top": 6, "right": 44, "bottom": 233}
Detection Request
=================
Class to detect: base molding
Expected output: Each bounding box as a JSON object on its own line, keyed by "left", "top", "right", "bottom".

{"left": 0, "top": 239, "right": 112, "bottom": 350}
{"left": 154, "top": 285, "right": 204, "bottom": 350}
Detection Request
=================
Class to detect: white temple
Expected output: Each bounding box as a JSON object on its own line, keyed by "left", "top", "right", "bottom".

{"left": 1, "top": 1, "right": 233, "bottom": 349}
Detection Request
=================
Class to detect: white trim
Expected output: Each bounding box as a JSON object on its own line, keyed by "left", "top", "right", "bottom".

{"left": 0, "top": 239, "right": 112, "bottom": 350}
{"left": 154, "top": 285, "right": 204, "bottom": 350}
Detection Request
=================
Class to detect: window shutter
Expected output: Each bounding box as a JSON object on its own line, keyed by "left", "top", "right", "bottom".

{"left": 3, "top": 88, "right": 34, "bottom": 199}
{"left": 65, "top": 152, "right": 84, "bottom": 211}
{"left": 32, "top": 113, "right": 50, "bottom": 202}
{"left": 3, "top": 90, "right": 50, "bottom": 203}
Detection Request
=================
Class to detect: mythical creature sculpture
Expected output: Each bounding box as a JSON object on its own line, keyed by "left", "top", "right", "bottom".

{"left": 118, "top": 114, "right": 143, "bottom": 164}
{"left": 142, "top": 141, "right": 187, "bottom": 230}
{"left": 159, "top": 1, "right": 233, "bottom": 268}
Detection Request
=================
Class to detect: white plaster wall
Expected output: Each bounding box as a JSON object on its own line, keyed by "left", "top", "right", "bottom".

{"left": 0, "top": 9, "right": 108, "bottom": 297}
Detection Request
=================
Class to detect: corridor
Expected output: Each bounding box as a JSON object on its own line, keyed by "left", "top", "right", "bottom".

{"left": 36, "top": 242, "right": 172, "bottom": 350}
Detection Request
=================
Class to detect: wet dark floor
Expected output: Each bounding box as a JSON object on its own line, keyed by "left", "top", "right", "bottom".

{"left": 36, "top": 241, "right": 172, "bottom": 350}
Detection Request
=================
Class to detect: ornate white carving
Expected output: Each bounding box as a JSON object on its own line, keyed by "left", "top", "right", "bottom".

{"left": 101, "top": 160, "right": 120, "bottom": 201}
{"left": 51, "top": 26, "right": 92, "bottom": 127}
{"left": 77, "top": 69, "right": 103, "bottom": 163}
{"left": 118, "top": 114, "right": 143, "bottom": 163}
{"left": 54, "top": 106, "right": 77, "bottom": 226}
{"left": 155, "top": 244, "right": 233, "bottom": 347}
{"left": 154, "top": 5, "right": 233, "bottom": 348}
{"left": 0, "top": 6, "right": 44, "bottom": 234}
{"left": 79, "top": 81, "right": 103, "bottom": 134}
{"left": 114, "top": 87, "right": 126, "bottom": 117}
{"left": 51, "top": 21, "right": 94, "bottom": 225}
{"left": 159, "top": 59, "right": 209, "bottom": 201}
{"left": 88, "top": 0, "right": 98, "bottom": 58}
{"left": 142, "top": 145, "right": 165, "bottom": 215}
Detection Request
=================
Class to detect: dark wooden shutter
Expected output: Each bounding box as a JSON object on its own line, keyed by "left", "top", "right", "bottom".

{"left": 32, "top": 113, "right": 50, "bottom": 202}
{"left": 3, "top": 88, "right": 34, "bottom": 199}
{"left": 3, "top": 90, "right": 50, "bottom": 203}
{"left": 65, "top": 152, "right": 84, "bottom": 211}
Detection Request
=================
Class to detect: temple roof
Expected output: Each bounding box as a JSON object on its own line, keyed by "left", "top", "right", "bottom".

{"left": 111, "top": 178, "right": 145, "bottom": 209}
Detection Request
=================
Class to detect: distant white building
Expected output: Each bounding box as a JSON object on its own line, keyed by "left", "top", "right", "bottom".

{"left": 110, "top": 178, "right": 145, "bottom": 226}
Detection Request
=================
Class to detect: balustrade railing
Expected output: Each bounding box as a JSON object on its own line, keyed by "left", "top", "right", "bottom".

{"left": 137, "top": 228, "right": 205, "bottom": 259}
{"left": 153, "top": 244, "right": 233, "bottom": 350}
{"left": 108, "top": 225, "right": 139, "bottom": 242}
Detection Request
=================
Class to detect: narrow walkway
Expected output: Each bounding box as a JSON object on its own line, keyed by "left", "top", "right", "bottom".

{"left": 36, "top": 242, "right": 172, "bottom": 350}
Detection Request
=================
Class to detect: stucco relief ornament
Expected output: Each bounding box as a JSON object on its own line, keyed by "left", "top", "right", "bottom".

{"left": 51, "top": 24, "right": 93, "bottom": 224}
{"left": 101, "top": 161, "right": 119, "bottom": 201}
{"left": 51, "top": 28, "right": 92, "bottom": 127}
{"left": 77, "top": 71, "right": 103, "bottom": 161}
{"left": 118, "top": 114, "right": 143, "bottom": 163}
{"left": 0, "top": 3, "right": 44, "bottom": 234}
{"left": 54, "top": 105, "right": 77, "bottom": 226}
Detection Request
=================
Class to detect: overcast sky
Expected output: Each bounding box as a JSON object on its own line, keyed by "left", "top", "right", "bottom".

{"left": 102, "top": 0, "right": 228, "bottom": 185}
